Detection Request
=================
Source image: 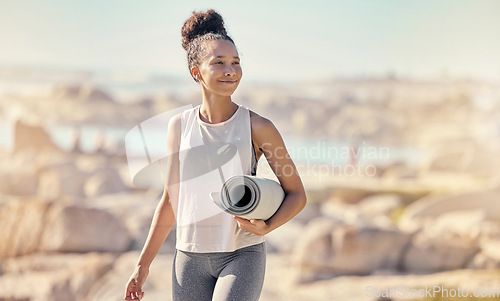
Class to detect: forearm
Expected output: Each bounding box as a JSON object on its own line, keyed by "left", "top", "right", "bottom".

{"left": 136, "top": 198, "right": 176, "bottom": 269}
{"left": 265, "top": 190, "right": 306, "bottom": 232}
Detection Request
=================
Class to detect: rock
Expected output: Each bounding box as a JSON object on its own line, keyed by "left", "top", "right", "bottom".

{"left": 0, "top": 150, "right": 40, "bottom": 196}
{"left": 127, "top": 215, "right": 176, "bottom": 254}
{"left": 67, "top": 253, "right": 115, "bottom": 298}
{"left": 5, "top": 172, "right": 38, "bottom": 196}
{"left": 84, "top": 167, "right": 128, "bottom": 197}
{"left": 0, "top": 272, "right": 74, "bottom": 301}
{"left": 0, "top": 200, "right": 131, "bottom": 258}
{"left": 426, "top": 151, "right": 466, "bottom": 172}
{"left": 320, "top": 201, "right": 367, "bottom": 226}
{"left": 265, "top": 221, "right": 304, "bottom": 254}
{"left": 468, "top": 219, "right": 500, "bottom": 270}
{"left": 0, "top": 297, "right": 30, "bottom": 301}
{"left": 0, "top": 252, "right": 115, "bottom": 301}
{"left": 52, "top": 84, "right": 114, "bottom": 102}
{"left": 76, "top": 155, "right": 131, "bottom": 195}
{"left": 329, "top": 226, "right": 410, "bottom": 274}
{"left": 0, "top": 149, "right": 48, "bottom": 196}
{"left": 477, "top": 221, "right": 500, "bottom": 241}
{"left": 462, "top": 148, "right": 500, "bottom": 176}
{"left": 398, "top": 187, "right": 500, "bottom": 232}
{"left": 40, "top": 204, "right": 131, "bottom": 253}
{"left": 404, "top": 235, "right": 479, "bottom": 273}
{"left": 402, "top": 210, "right": 484, "bottom": 273}
{"left": 12, "top": 119, "right": 63, "bottom": 153}
{"left": 0, "top": 168, "right": 38, "bottom": 196}
{"left": 37, "top": 162, "right": 88, "bottom": 199}
{"left": 78, "top": 85, "right": 114, "bottom": 102}
{"left": 86, "top": 251, "right": 174, "bottom": 301}
{"left": 293, "top": 218, "right": 410, "bottom": 282}
{"left": 52, "top": 84, "right": 82, "bottom": 99}
{"left": 292, "top": 217, "right": 340, "bottom": 280}
{"left": 292, "top": 201, "right": 321, "bottom": 224}
{"left": 468, "top": 252, "right": 500, "bottom": 269}
{"left": 475, "top": 236, "right": 500, "bottom": 268}
{"left": 86, "top": 252, "right": 141, "bottom": 301}
{"left": 328, "top": 188, "right": 372, "bottom": 204}
{"left": 423, "top": 146, "right": 500, "bottom": 176}
{"left": 433, "top": 209, "right": 486, "bottom": 238}
{"left": 84, "top": 191, "right": 176, "bottom": 254}
{"left": 0, "top": 200, "right": 51, "bottom": 258}
{"left": 358, "top": 193, "right": 402, "bottom": 218}
{"left": 75, "top": 154, "right": 111, "bottom": 173}
{"left": 369, "top": 215, "right": 396, "bottom": 229}
{"left": 381, "top": 162, "right": 417, "bottom": 180}
{"left": 121, "top": 205, "right": 176, "bottom": 253}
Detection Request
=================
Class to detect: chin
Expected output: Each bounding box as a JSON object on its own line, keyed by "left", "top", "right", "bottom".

{"left": 216, "top": 87, "right": 239, "bottom": 97}
{"left": 219, "top": 91, "right": 237, "bottom": 97}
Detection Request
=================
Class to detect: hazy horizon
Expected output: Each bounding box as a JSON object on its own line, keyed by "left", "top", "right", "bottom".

{"left": 1, "top": 0, "right": 500, "bottom": 83}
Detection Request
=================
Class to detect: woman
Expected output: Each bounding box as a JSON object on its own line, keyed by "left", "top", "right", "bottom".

{"left": 124, "top": 9, "right": 306, "bottom": 301}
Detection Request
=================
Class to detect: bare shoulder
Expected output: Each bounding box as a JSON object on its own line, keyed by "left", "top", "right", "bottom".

{"left": 249, "top": 110, "right": 275, "bottom": 133}
{"left": 170, "top": 112, "right": 182, "bottom": 123}
{"left": 167, "top": 112, "right": 182, "bottom": 148}
{"left": 168, "top": 112, "right": 182, "bottom": 135}
{"left": 249, "top": 110, "right": 283, "bottom": 154}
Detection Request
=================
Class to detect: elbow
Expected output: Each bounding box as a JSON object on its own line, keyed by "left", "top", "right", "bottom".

{"left": 296, "top": 190, "right": 307, "bottom": 212}
{"left": 283, "top": 188, "right": 307, "bottom": 214}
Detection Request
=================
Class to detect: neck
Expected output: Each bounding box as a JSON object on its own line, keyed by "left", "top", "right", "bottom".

{"left": 199, "top": 90, "right": 237, "bottom": 124}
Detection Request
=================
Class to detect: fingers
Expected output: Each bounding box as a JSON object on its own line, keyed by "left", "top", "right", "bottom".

{"left": 233, "top": 215, "right": 249, "bottom": 223}
{"left": 233, "top": 216, "right": 260, "bottom": 226}
{"left": 124, "top": 291, "right": 144, "bottom": 300}
{"left": 125, "top": 279, "right": 144, "bottom": 300}
{"left": 233, "top": 216, "right": 269, "bottom": 235}
{"left": 234, "top": 217, "right": 249, "bottom": 229}
{"left": 234, "top": 216, "right": 253, "bottom": 230}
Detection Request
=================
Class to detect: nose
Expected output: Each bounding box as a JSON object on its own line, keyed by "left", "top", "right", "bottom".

{"left": 225, "top": 66, "right": 236, "bottom": 77}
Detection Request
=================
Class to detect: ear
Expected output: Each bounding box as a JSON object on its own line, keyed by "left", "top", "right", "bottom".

{"left": 191, "top": 67, "right": 201, "bottom": 81}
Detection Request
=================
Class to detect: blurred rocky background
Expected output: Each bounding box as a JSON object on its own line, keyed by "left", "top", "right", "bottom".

{"left": 1, "top": 65, "right": 499, "bottom": 301}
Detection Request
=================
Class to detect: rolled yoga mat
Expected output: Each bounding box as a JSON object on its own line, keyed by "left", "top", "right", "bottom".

{"left": 209, "top": 175, "right": 285, "bottom": 220}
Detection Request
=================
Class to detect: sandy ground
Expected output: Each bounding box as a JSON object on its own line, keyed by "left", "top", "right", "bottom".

{"left": 262, "top": 254, "right": 500, "bottom": 301}
{"left": 138, "top": 253, "right": 500, "bottom": 301}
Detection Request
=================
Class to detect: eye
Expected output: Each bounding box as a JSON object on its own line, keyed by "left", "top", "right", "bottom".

{"left": 233, "top": 61, "right": 240, "bottom": 65}
{"left": 215, "top": 61, "right": 223, "bottom": 65}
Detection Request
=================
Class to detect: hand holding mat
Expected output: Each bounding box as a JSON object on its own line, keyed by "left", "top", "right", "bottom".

{"left": 210, "top": 175, "right": 285, "bottom": 220}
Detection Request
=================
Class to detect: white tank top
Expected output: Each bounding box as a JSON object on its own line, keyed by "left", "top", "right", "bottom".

{"left": 176, "top": 103, "right": 265, "bottom": 252}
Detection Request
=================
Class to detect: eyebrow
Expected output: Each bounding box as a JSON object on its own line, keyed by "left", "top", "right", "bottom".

{"left": 213, "top": 56, "right": 240, "bottom": 60}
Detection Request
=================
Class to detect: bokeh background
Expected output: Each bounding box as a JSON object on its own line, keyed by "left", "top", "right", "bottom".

{"left": 1, "top": 1, "right": 500, "bottom": 300}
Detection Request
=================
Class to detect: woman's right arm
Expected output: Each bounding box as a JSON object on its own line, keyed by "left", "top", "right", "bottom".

{"left": 124, "top": 114, "right": 181, "bottom": 300}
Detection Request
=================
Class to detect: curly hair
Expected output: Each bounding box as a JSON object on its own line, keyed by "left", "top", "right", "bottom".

{"left": 181, "top": 9, "right": 236, "bottom": 82}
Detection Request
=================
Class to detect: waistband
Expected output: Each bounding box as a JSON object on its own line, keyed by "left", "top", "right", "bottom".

{"left": 176, "top": 241, "right": 266, "bottom": 257}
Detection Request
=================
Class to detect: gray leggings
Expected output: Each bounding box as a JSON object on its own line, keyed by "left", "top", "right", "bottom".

{"left": 172, "top": 242, "right": 266, "bottom": 301}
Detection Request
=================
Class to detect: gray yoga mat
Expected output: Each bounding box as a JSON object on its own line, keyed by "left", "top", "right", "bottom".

{"left": 210, "top": 175, "right": 285, "bottom": 220}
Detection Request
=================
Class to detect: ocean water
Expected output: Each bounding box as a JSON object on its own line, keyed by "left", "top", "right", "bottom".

{"left": 0, "top": 120, "right": 423, "bottom": 169}
{"left": 0, "top": 78, "right": 424, "bottom": 166}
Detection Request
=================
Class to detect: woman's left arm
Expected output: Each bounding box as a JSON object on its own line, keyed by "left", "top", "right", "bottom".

{"left": 234, "top": 116, "right": 307, "bottom": 235}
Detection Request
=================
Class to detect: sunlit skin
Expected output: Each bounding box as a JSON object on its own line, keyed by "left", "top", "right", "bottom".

{"left": 124, "top": 38, "right": 307, "bottom": 301}
{"left": 191, "top": 39, "right": 243, "bottom": 124}
{"left": 194, "top": 39, "right": 242, "bottom": 98}
{"left": 190, "top": 39, "right": 306, "bottom": 235}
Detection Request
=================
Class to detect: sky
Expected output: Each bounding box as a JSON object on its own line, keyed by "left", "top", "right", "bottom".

{"left": 1, "top": 0, "right": 500, "bottom": 82}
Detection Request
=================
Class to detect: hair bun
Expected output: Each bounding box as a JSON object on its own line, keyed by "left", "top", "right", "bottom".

{"left": 181, "top": 9, "right": 227, "bottom": 50}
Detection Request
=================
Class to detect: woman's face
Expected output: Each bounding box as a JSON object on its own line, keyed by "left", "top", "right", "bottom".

{"left": 194, "top": 39, "right": 242, "bottom": 97}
